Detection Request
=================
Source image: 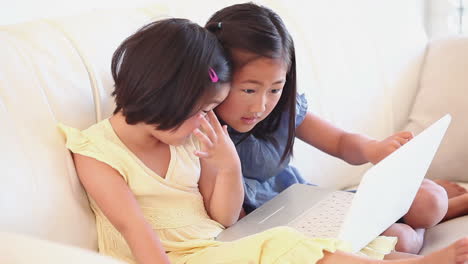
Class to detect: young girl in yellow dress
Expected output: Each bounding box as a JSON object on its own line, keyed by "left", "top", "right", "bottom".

{"left": 59, "top": 18, "right": 468, "bottom": 264}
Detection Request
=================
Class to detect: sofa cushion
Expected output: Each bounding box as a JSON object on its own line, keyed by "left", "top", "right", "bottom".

{"left": 0, "top": 20, "right": 97, "bottom": 250}
{"left": 420, "top": 215, "right": 468, "bottom": 255}
{"left": 1, "top": 232, "right": 125, "bottom": 264}
{"left": 404, "top": 37, "right": 468, "bottom": 183}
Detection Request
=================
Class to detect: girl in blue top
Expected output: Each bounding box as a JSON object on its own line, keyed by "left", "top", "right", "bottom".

{"left": 206, "top": 2, "right": 458, "bottom": 255}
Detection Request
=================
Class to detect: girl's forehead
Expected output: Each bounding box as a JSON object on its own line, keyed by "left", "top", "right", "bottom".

{"left": 231, "top": 48, "right": 288, "bottom": 67}
{"left": 241, "top": 57, "right": 286, "bottom": 71}
{"left": 233, "top": 58, "right": 287, "bottom": 82}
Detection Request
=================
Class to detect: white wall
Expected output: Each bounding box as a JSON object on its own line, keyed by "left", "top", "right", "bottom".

{"left": 426, "top": 0, "right": 468, "bottom": 38}
{"left": 427, "top": 0, "right": 452, "bottom": 38}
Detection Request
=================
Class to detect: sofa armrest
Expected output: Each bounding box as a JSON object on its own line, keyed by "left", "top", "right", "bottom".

{"left": 0, "top": 232, "right": 124, "bottom": 264}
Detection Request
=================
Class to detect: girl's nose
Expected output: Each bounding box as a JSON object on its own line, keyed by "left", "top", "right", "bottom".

{"left": 249, "top": 95, "right": 267, "bottom": 113}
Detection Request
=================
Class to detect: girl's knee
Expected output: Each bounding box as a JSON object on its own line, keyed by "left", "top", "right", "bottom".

{"left": 382, "top": 224, "right": 423, "bottom": 254}
{"left": 421, "top": 180, "right": 448, "bottom": 213}
{"left": 405, "top": 179, "right": 448, "bottom": 228}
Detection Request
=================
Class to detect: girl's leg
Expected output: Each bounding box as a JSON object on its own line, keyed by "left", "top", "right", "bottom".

{"left": 317, "top": 250, "right": 421, "bottom": 264}
{"left": 317, "top": 237, "right": 468, "bottom": 264}
{"left": 443, "top": 192, "right": 468, "bottom": 221}
{"left": 384, "top": 251, "right": 420, "bottom": 259}
{"left": 316, "top": 250, "right": 381, "bottom": 264}
{"left": 433, "top": 179, "right": 467, "bottom": 199}
{"left": 381, "top": 223, "right": 424, "bottom": 254}
{"left": 402, "top": 179, "right": 448, "bottom": 228}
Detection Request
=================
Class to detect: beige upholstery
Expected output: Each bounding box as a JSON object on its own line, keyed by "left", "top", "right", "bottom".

{"left": 0, "top": 5, "right": 167, "bottom": 252}
{"left": 0, "top": 2, "right": 467, "bottom": 263}
{"left": 405, "top": 37, "right": 468, "bottom": 183}
{"left": 0, "top": 232, "right": 125, "bottom": 264}
{"left": 0, "top": 20, "right": 97, "bottom": 249}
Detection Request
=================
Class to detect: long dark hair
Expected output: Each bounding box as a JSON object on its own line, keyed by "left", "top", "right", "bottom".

{"left": 112, "top": 18, "right": 231, "bottom": 130}
{"left": 206, "top": 3, "right": 297, "bottom": 163}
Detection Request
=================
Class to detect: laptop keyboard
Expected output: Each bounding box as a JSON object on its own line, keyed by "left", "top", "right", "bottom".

{"left": 288, "top": 191, "right": 354, "bottom": 238}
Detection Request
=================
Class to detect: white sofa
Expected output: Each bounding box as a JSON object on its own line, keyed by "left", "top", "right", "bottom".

{"left": 0, "top": 1, "right": 467, "bottom": 262}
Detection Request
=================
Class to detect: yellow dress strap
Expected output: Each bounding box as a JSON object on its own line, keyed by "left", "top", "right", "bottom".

{"left": 57, "top": 123, "right": 128, "bottom": 183}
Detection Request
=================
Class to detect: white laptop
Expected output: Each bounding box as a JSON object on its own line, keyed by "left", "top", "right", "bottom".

{"left": 216, "top": 114, "right": 451, "bottom": 252}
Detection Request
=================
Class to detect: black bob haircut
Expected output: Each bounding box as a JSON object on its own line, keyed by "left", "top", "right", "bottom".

{"left": 111, "top": 18, "right": 231, "bottom": 130}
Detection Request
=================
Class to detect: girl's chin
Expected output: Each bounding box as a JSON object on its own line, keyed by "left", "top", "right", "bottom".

{"left": 231, "top": 123, "right": 256, "bottom": 133}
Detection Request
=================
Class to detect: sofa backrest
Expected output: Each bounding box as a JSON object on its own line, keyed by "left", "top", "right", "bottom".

{"left": 0, "top": 5, "right": 167, "bottom": 250}
{"left": 404, "top": 37, "right": 468, "bottom": 183}
{"left": 275, "top": 0, "right": 428, "bottom": 188}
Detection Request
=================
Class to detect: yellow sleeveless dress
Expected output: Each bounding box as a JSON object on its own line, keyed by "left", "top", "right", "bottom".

{"left": 58, "top": 119, "right": 396, "bottom": 264}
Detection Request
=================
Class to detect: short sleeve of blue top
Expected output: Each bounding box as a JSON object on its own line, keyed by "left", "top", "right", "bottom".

{"left": 228, "top": 94, "right": 310, "bottom": 213}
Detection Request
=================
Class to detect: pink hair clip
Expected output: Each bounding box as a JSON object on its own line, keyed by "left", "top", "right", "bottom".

{"left": 208, "top": 67, "right": 219, "bottom": 83}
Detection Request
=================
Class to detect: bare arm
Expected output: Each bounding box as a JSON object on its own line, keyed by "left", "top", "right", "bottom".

{"left": 73, "top": 153, "right": 170, "bottom": 264}
{"left": 295, "top": 112, "right": 374, "bottom": 164}
{"left": 296, "top": 112, "right": 413, "bottom": 165}
{"left": 199, "top": 160, "right": 243, "bottom": 226}
{"left": 196, "top": 111, "right": 244, "bottom": 227}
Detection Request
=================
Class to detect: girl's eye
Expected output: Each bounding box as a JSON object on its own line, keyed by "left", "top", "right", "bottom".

{"left": 242, "top": 89, "right": 255, "bottom": 94}
{"left": 271, "top": 89, "right": 282, "bottom": 94}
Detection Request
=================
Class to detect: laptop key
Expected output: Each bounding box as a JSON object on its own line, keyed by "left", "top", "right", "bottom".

{"left": 288, "top": 191, "right": 354, "bottom": 238}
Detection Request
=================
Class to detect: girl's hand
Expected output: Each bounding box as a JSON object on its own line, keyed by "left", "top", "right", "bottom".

{"left": 193, "top": 110, "right": 240, "bottom": 173}
{"left": 364, "top": 131, "right": 414, "bottom": 164}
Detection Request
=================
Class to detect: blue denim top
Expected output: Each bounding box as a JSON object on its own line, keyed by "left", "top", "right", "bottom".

{"left": 228, "top": 94, "right": 309, "bottom": 213}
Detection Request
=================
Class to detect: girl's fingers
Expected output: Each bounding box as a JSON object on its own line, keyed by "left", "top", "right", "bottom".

{"left": 194, "top": 150, "right": 210, "bottom": 159}
{"left": 207, "top": 110, "right": 223, "bottom": 134}
{"left": 393, "top": 136, "right": 408, "bottom": 146}
{"left": 223, "top": 125, "right": 229, "bottom": 136}
{"left": 200, "top": 116, "right": 218, "bottom": 143}
{"left": 193, "top": 128, "right": 213, "bottom": 149}
{"left": 391, "top": 142, "right": 401, "bottom": 150}
{"left": 397, "top": 131, "right": 414, "bottom": 140}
